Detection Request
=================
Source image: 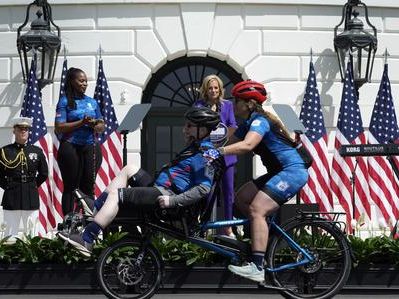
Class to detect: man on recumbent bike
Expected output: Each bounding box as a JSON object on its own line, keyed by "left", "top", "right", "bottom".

{"left": 58, "top": 107, "right": 220, "bottom": 257}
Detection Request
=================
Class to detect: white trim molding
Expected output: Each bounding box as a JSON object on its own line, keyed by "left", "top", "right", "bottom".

{"left": 3, "top": 0, "right": 399, "bottom": 8}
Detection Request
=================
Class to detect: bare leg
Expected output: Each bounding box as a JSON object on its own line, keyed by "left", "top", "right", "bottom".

{"left": 93, "top": 189, "right": 120, "bottom": 228}
{"left": 105, "top": 164, "right": 139, "bottom": 193}
{"left": 235, "top": 181, "right": 259, "bottom": 217}
{"left": 248, "top": 190, "right": 279, "bottom": 252}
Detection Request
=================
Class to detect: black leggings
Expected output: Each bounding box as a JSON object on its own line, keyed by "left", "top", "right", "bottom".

{"left": 58, "top": 141, "right": 102, "bottom": 215}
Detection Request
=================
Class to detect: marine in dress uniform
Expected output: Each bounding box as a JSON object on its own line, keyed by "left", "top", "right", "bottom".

{"left": 0, "top": 117, "right": 48, "bottom": 237}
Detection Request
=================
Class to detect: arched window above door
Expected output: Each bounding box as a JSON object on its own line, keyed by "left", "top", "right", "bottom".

{"left": 143, "top": 56, "right": 242, "bottom": 107}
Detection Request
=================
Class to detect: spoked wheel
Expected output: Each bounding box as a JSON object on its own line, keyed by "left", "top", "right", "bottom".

{"left": 267, "top": 219, "right": 351, "bottom": 299}
{"left": 97, "top": 239, "right": 162, "bottom": 299}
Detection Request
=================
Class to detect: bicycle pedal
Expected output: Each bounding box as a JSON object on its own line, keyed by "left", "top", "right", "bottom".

{"left": 258, "top": 281, "right": 287, "bottom": 291}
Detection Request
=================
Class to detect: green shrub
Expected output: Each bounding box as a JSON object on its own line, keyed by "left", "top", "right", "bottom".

{"left": 2, "top": 233, "right": 399, "bottom": 267}
{"left": 0, "top": 231, "right": 128, "bottom": 265}
{"left": 151, "top": 234, "right": 224, "bottom": 266}
{"left": 0, "top": 232, "right": 223, "bottom": 266}
{"left": 348, "top": 235, "right": 399, "bottom": 267}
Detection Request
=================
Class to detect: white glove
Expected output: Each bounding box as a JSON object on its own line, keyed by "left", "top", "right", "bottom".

{"left": 158, "top": 195, "right": 171, "bottom": 208}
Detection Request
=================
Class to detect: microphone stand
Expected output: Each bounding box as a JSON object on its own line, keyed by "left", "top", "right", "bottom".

{"left": 121, "top": 130, "right": 128, "bottom": 167}
{"left": 350, "top": 158, "right": 359, "bottom": 235}
{"left": 294, "top": 130, "right": 303, "bottom": 205}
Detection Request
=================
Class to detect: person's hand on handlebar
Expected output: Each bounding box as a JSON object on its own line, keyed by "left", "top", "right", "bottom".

{"left": 203, "top": 148, "right": 223, "bottom": 165}
{"left": 158, "top": 195, "right": 171, "bottom": 208}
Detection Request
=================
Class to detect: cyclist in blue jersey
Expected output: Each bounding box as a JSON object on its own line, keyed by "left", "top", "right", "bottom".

{"left": 59, "top": 107, "right": 220, "bottom": 257}
{"left": 55, "top": 68, "right": 105, "bottom": 216}
{"left": 208, "top": 80, "right": 309, "bottom": 282}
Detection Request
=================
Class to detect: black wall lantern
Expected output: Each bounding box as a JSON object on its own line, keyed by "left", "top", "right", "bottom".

{"left": 17, "top": 0, "right": 61, "bottom": 89}
{"left": 334, "top": 0, "right": 377, "bottom": 90}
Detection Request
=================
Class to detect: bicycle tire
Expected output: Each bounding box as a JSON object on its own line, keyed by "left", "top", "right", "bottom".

{"left": 267, "top": 219, "right": 351, "bottom": 299}
{"left": 97, "top": 239, "right": 162, "bottom": 299}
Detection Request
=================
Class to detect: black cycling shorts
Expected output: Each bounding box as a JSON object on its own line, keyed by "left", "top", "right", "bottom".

{"left": 118, "top": 187, "right": 162, "bottom": 212}
{"left": 253, "top": 173, "right": 286, "bottom": 206}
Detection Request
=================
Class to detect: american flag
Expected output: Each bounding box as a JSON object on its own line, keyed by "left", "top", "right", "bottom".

{"left": 299, "top": 62, "right": 333, "bottom": 213}
{"left": 51, "top": 59, "right": 68, "bottom": 225}
{"left": 367, "top": 64, "right": 399, "bottom": 227}
{"left": 93, "top": 59, "right": 122, "bottom": 195}
{"left": 20, "top": 59, "right": 55, "bottom": 236}
{"left": 331, "top": 61, "right": 371, "bottom": 231}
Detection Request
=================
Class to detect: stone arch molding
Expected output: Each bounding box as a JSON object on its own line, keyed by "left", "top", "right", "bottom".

{"left": 136, "top": 4, "right": 258, "bottom": 90}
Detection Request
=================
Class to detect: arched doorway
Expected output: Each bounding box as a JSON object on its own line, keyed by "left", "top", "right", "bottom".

{"left": 141, "top": 56, "right": 252, "bottom": 188}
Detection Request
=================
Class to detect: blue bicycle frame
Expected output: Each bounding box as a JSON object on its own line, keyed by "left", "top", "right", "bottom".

{"left": 184, "top": 215, "right": 316, "bottom": 272}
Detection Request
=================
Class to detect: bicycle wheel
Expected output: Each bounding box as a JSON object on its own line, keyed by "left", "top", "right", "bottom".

{"left": 267, "top": 219, "right": 351, "bottom": 299}
{"left": 97, "top": 239, "right": 162, "bottom": 299}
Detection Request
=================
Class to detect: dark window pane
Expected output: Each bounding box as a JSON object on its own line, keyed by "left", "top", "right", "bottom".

{"left": 172, "top": 126, "right": 184, "bottom": 154}
{"left": 156, "top": 126, "right": 170, "bottom": 151}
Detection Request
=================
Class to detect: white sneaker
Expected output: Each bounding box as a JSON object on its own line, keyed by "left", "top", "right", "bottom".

{"left": 228, "top": 262, "right": 265, "bottom": 282}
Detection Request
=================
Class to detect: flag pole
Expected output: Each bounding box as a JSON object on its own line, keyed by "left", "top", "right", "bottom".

{"left": 63, "top": 44, "right": 67, "bottom": 61}
{"left": 92, "top": 44, "right": 104, "bottom": 195}
{"left": 384, "top": 48, "right": 389, "bottom": 65}
{"left": 310, "top": 47, "right": 313, "bottom": 63}
{"left": 98, "top": 43, "right": 103, "bottom": 60}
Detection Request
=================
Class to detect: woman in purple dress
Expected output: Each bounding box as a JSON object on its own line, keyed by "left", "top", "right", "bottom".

{"left": 194, "top": 74, "right": 237, "bottom": 237}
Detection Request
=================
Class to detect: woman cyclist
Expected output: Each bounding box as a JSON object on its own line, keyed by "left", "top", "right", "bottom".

{"left": 210, "top": 80, "right": 309, "bottom": 282}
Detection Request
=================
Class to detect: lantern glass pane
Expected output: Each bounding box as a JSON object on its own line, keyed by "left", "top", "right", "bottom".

{"left": 351, "top": 45, "right": 373, "bottom": 83}
{"left": 37, "top": 49, "right": 52, "bottom": 81}
{"left": 337, "top": 47, "right": 349, "bottom": 81}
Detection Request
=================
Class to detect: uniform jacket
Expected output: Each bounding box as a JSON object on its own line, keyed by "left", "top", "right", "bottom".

{"left": 0, "top": 143, "right": 48, "bottom": 210}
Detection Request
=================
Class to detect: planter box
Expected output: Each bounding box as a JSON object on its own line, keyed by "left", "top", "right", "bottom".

{"left": 347, "top": 266, "right": 399, "bottom": 290}
{"left": 0, "top": 264, "right": 98, "bottom": 290}
{"left": 1, "top": 264, "right": 399, "bottom": 291}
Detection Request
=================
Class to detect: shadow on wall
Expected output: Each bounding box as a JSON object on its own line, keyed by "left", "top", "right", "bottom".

{"left": 0, "top": 74, "right": 26, "bottom": 126}
{"left": 294, "top": 48, "right": 340, "bottom": 130}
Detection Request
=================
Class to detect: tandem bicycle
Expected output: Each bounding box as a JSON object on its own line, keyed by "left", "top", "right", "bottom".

{"left": 95, "top": 192, "right": 351, "bottom": 299}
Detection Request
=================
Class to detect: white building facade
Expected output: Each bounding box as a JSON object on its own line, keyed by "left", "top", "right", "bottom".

{"left": 0, "top": 0, "right": 398, "bottom": 234}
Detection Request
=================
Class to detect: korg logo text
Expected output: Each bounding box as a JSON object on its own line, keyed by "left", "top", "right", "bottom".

{"left": 346, "top": 147, "right": 360, "bottom": 153}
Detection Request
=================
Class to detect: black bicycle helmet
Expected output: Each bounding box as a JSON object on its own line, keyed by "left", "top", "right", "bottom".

{"left": 184, "top": 107, "right": 220, "bottom": 130}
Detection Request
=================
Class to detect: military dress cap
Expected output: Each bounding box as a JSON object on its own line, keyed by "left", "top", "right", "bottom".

{"left": 11, "top": 116, "right": 33, "bottom": 127}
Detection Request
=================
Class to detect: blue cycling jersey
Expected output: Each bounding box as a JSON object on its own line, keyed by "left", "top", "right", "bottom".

{"left": 154, "top": 139, "right": 215, "bottom": 193}
{"left": 55, "top": 95, "right": 103, "bottom": 145}
{"left": 235, "top": 112, "right": 305, "bottom": 173}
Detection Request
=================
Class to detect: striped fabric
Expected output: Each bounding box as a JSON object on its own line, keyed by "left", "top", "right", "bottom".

{"left": 21, "top": 59, "right": 56, "bottom": 236}
{"left": 299, "top": 62, "right": 333, "bottom": 213}
{"left": 367, "top": 64, "right": 399, "bottom": 227}
{"left": 51, "top": 59, "right": 68, "bottom": 226}
{"left": 331, "top": 61, "right": 371, "bottom": 231}
{"left": 93, "top": 59, "right": 123, "bottom": 196}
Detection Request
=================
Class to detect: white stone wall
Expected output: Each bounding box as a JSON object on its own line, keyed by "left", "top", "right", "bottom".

{"left": 0, "top": 1, "right": 399, "bottom": 233}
